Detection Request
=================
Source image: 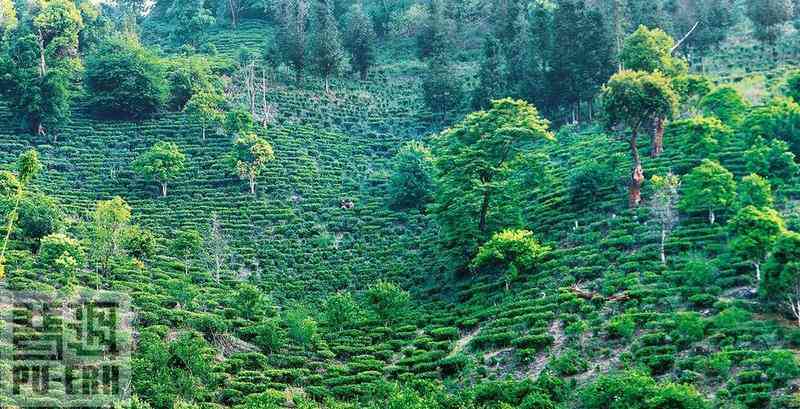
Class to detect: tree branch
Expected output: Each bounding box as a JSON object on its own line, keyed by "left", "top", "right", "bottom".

{"left": 671, "top": 22, "right": 700, "bottom": 54}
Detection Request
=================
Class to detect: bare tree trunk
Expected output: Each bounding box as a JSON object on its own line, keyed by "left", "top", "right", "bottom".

{"left": 651, "top": 117, "right": 664, "bottom": 157}
{"left": 161, "top": 182, "right": 167, "bottom": 198}
{"left": 249, "top": 177, "right": 256, "bottom": 195}
{"left": 754, "top": 261, "right": 761, "bottom": 283}
{"left": 478, "top": 190, "right": 491, "bottom": 233}
{"left": 788, "top": 283, "right": 800, "bottom": 326}
{"left": 709, "top": 209, "right": 715, "bottom": 224}
{"left": 202, "top": 126, "right": 206, "bottom": 140}
{"left": 660, "top": 227, "right": 667, "bottom": 264}
{"left": 37, "top": 30, "right": 47, "bottom": 77}
{"left": 629, "top": 129, "right": 644, "bottom": 207}
{"left": 228, "top": 0, "right": 238, "bottom": 28}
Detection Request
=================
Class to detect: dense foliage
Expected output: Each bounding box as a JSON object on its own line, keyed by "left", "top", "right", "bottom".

{"left": 1, "top": 0, "right": 800, "bottom": 408}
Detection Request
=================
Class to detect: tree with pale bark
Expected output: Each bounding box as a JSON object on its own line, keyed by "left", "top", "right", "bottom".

{"left": 649, "top": 173, "right": 680, "bottom": 264}
{"left": 230, "top": 133, "right": 275, "bottom": 195}
{"left": 729, "top": 205, "right": 785, "bottom": 283}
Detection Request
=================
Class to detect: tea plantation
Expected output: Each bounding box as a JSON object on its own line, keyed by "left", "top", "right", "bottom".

{"left": 2, "top": 1, "right": 800, "bottom": 408}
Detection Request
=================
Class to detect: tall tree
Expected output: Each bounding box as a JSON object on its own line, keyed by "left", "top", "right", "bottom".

{"left": 0, "top": 0, "right": 82, "bottom": 135}
{"left": 620, "top": 26, "right": 687, "bottom": 157}
{"left": 432, "top": 98, "right": 553, "bottom": 261}
{"left": 649, "top": 173, "right": 680, "bottom": 264}
{"left": 672, "top": 0, "right": 736, "bottom": 53}
{"left": 470, "top": 35, "right": 507, "bottom": 110}
{"left": 133, "top": 141, "right": 186, "bottom": 198}
{"left": 601, "top": 70, "right": 678, "bottom": 207}
{"left": 275, "top": 0, "right": 310, "bottom": 84}
{"left": 421, "top": 54, "right": 463, "bottom": 120}
{"left": 230, "top": 133, "right": 276, "bottom": 195}
{"left": 0, "top": 0, "right": 17, "bottom": 34}
{"left": 548, "top": 0, "right": 615, "bottom": 123}
{"left": 311, "top": 0, "right": 346, "bottom": 92}
{"left": 343, "top": 2, "right": 375, "bottom": 80}
{"left": 416, "top": 0, "right": 450, "bottom": 60}
{"left": 679, "top": 159, "right": 736, "bottom": 224}
{"left": 729, "top": 205, "right": 785, "bottom": 283}
{"left": 0, "top": 149, "right": 42, "bottom": 278}
{"left": 760, "top": 232, "right": 800, "bottom": 325}
{"left": 746, "top": 0, "right": 794, "bottom": 44}
{"left": 165, "top": 0, "right": 214, "bottom": 46}
{"left": 170, "top": 228, "right": 203, "bottom": 275}
{"left": 85, "top": 37, "right": 168, "bottom": 119}
{"left": 184, "top": 91, "right": 225, "bottom": 140}
{"left": 91, "top": 196, "right": 132, "bottom": 274}
{"left": 388, "top": 141, "right": 434, "bottom": 210}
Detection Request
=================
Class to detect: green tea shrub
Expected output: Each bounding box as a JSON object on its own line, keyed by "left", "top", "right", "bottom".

{"left": 607, "top": 314, "right": 636, "bottom": 339}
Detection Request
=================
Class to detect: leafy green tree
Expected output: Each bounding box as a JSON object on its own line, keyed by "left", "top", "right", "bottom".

{"left": 742, "top": 97, "right": 800, "bottom": 155}
{"left": 39, "top": 233, "right": 84, "bottom": 272}
{"left": 184, "top": 91, "right": 225, "bottom": 140}
{"left": 366, "top": 280, "right": 410, "bottom": 324}
{"left": 167, "top": 56, "right": 216, "bottom": 110}
{"left": 738, "top": 174, "right": 774, "bottom": 209}
{"left": 311, "top": 0, "right": 345, "bottom": 93}
{"left": 132, "top": 330, "right": 217, "bottom": 408}
{"left": 416, "top": 0, "right": 450, "bottom": 59}
{"left": 699, "top": 86, "right": 749, "bottom": 125}
{"left": 745, "top": 137, "right": 799, "bottom": 188}
{"left": 621, "top": 26, "right": 687, "bottom": 76}
{"left": 230, "top": 133, "right": 275, "bottom": 195}
{"left": 620, "top": 26, "right": 686, "bottom": 157}
{"left": 647, "top": 383, "right": 709, "bottom": 409}
{"left": 170, "top": 229, "right": 203, "bottom": 275}
{"left": 580, "top": 371, "right": 656, "bottom": 409}
{"left": 246, "top": 319, "right": 284, "bottom": 353}
{"left": 285, "top": 306, "right": 317, "bottom": 346}
{"left": 470, "top": 35, "right": 507, "bottom": 110}
{"left": 343, "top": 3, "right": 375, "bottom": 80}
{"left": 134, "top": 141, "right": 186, "bottom": 197}
{"left": 16, "top": 193, "right": 62, "bottom": 243}
{"left": 324, "top": 290, "right": 360, "bottom": 330}
{"left": 761, "top": 232, "right": 800, "bottom": 325}
{"left": 673, "top": 0, "right": 736, "bottom": 53}
{"left": 470, "top": 229, "right": 550, "bottom": 291}
{"left": 0, "top": 0, "right": 82, "bottom": 135}
{"left": 746, "top": 0, "right": 794, "bottom": 43}
{"left": 0, "top": 0, "right": 17, "bottom": 34}
{"left": 0, "top": 149, "right": 42, "bottom": 278}
{"left": 232, "top": 283, "right": 271, "bottom": 320}
{"left": 223, "top": 107, "right": 256, "bottom": 136}
{"left": 649, "top": 173, "right": 680, "bottom": 264}
{"left": 90, "top": 196, "right": 132, "bottom": 273}
{"left": 568, "top": 162, "right": 616, "bottom": 207}
{"left": 729, "top": 205, "right": 785, "bottom": 282}
{"left": 85, "top": 37, "right": 168, "bottom": 119}
{"left": 274, "top": 0, "right": 310, "bottom": 84}
{"left": 124, "top": 225, "right": 157, "bottom": 261}
{"left": 421, "top": 54, "right": 464, "bottom": 119}
{"left": 388, "top": 141, "right": 434, "bottom": 210}
{"left": 164, "top": 0, "right": 214, "bottom": 47}
{"left": 432, "top": 98, "right": 553, "bottom": 259}
{"left": 547, "top": 0, "right": 614, "bottom": 123}
{"left": 679, "top": 159, "right": 736, "bottom": 224}
{"left": 601, "top": 70, "right": 678, "bottom": 207}
{"left": 668, "top": 116, "right": 731, "bottom": 162}
{"left": 787, "top": 70, "right": 800, "bottom": 103}
{"left": 77, "top": 2, "right": 114, "bottom": 52}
